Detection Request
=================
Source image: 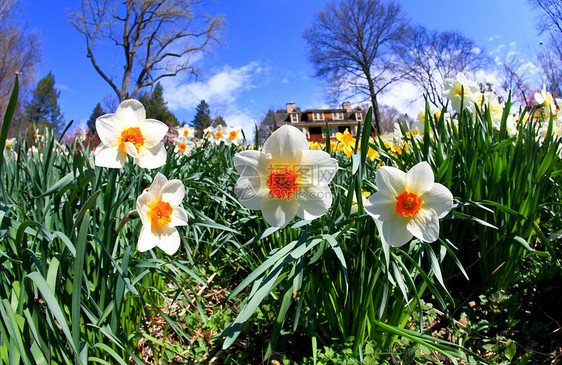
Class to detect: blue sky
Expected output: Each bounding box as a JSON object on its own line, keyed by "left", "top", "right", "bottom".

{"left": 20, "top": 0, "right": 545, "bottom": 136}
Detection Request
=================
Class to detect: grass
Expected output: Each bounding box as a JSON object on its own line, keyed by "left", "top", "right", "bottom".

{"left": 0, "top": 76, "right": 561, "bottom": 364}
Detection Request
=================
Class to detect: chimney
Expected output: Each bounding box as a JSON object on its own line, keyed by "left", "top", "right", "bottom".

{"left": 342, "top": 102, "right": 351, "bottom": 111}
{"left": 286, "top": 102, "right": 296, "bottom": 113}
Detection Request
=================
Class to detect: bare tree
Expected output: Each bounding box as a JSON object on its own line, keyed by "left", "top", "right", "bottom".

{"left": 496, "top": 52, "right": 534, "bottom": 105}
{"left": 68, "top": 0, "right": 224, "bottom": 102}
{"left": 396, "top": 26, "right": 488, "bottom": 107}
{"left": 0, "top": 0, "right": 41, "bottom": 117}
{"left": 528, "top": 0, "right": 562, "bottom": 97}
{"left": 528, "top": 0, "right": 562, "bottom": 34}
{"left": 378, "top": 104, "right": 407, "bottom": 134}
{"left": 303, "top": 0, "right": 410, "bottom": 134}
{"left": 536, "top": 34, "right": 562, "bottom": 97}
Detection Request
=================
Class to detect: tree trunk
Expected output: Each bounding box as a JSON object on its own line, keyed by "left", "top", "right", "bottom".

{"left": 369, "top": 87, "right": 382, "bottom": 135}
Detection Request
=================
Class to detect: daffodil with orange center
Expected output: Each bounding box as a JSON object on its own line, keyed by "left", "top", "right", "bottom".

{"left": 178, "top": 125, "right": 195, "bottom": 140}
{"left": 225, "top": 127, "right": 243, "bottom": 146}
{"left": 94, "top": 99, "right": 168, "bottom": 169}
{"left": 365, "top": 161, "right": 453, "bottom": 247}
{"left": 136, "top": 173, "right": 188, "bottom": 255}
{"left": 174, "top": 137, "right": 195, "bottom": 157}
{"left": 233, "top": 125, "right": 338, "bottom": 228}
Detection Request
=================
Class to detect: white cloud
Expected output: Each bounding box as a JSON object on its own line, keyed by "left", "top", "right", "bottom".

{"left": 379, "top": 81, "right": 426, "bottom": 119}
{"left": 161, "top": 61, "right": 271, "bottom": 141}
{"left": 163, "top": 61, "right": 268, "bottom": 111}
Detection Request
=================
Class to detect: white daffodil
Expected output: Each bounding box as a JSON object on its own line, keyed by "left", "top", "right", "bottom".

{"left": 136, "top": 173, "right": 188, "bottom": 255}
{"left": 177, "top": 125, "right": 195, "bottom": 140}
{"left": 5, "top": 138, "right": 16, "bottom": 151}
{"left": 94, "top": 99, "right": 168, "bottom": 169}
{"left": 203, "top": 126, "right": 215, "bottom": 140}
{"left": 210, "top": 126, "right": 226, "bottom": 145}
{"left": 174, "top": 137, "right": 195, "bottom": 157}
{"left": 233, "top": 125, "right": 338, "bottom": 228}
{"left": 480, "top": 91, "right": 504, "bottom": 125}
{"left": 443, "top": 72, "right": 479, "bottom": 114}
{"left": 225, "top": 127, "right": 243, "bottom": 146}
{"left": 365, "top": 161, "right": 453, "bottom": 247}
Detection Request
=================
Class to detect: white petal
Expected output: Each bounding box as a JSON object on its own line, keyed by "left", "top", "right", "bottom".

{"left": 140, "top": 119, "right": 168, "bottom": 148}
{"left": 136, "top": 191, "right": 152, "bottom": 222}
{"left": 381, "top": 215, "right": 414, "bottom": 247}
{"left": 96, "top": 114, "right": 123, "bottom": 146}
{"left": 149, "top": 173, "right": 168, "bottom": 195}
{"left": 405, "top": 162, "right": 434, "bottom": 195}
{"left": 124, "top": 141, "right": 139, "bottom": 158}
{"left": 137, "top": 225, "right": 158, "bottom": 252}
{"left": 365, "top": 191, "right": 396, "bottom": 221}
{"left": 233, "top": 150, "right": 269, "bottom": 177}
{"left": 137, "top": 143, "right": 167, "bottom": 169}
{"left": 169, "top": 205, "right": 188, "bottom": 227}
{"left": 116, "top": 99, "right": 145, "bottom": 126}
{"left": 94, "top": 144, "right": 126, "bottom": 168}
{"left": 296, "top": 185, "right": 332, "bottom": 220}
{"left": 297, "top": 150, "right": 338, "bottom": 187}
{"left": 261, "top": 196, "right": 299, "bottom": 228}
{"left": 407, "top": 208, "right": 440, "bottom": 242}
{"left": 234, "top": 177, "right": 267, "bottom": 210}
{"left": 422, "top": 183, "right": 453, "bottom": 218}
{"left": 263, "top": 125, "right": 309, "bottom": 164}
{"left": 156, "top": 227, "right": 181, "bottom": 255}
{"left": 375, "top": 166, "right": 406, "bottom": 197}
{"left": 161, "top": 179, "right": 185, "bottom": 205}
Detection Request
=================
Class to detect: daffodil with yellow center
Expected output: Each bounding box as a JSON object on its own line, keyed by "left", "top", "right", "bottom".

{"left": 365, "top": 161, "right": 453, "bottom": 247}
{"left": 443, "top": 72, "right": 479, "bottom": 114}
{"left": 94, "top": 99, "right": 168, "bottom": 169}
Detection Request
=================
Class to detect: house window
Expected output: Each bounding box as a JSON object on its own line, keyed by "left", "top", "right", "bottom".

{"left": 290, "top": 113, "right": 299, "bottom": 123}
{"left": 313, "top": 112, "right": 324, "bottom": 121}
{"left": 322, "top": 127, "right": 338, "bottom": 138}
{"left": 309, "top": 127, "right": 322, "bottom": 136}
{"left": 355, "top": 112, "right": 363, "bottom": 121}
{"left": 301, "top": 127, "right": 309, "bottom": 138}
{"left": 351, "top": 126, "right": 357, "bottom": 136}
{"left": 333, "top": 112, "right": 344, "bottom": 120}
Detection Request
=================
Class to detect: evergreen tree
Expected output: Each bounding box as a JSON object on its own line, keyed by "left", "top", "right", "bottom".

{"left": 86, "top": 103, "right": 104, "bottom": 139}
{"left": 23, "top": 72, "right": 64, "bottom": 136}
{"left": 190, "top": 100, "right": 213, "bottom": 138}
{"left": 213, "top": 115, "right": 226, "bottom": 127}
{"left": 137, "top": 82, "right": 179, "bottom": 126}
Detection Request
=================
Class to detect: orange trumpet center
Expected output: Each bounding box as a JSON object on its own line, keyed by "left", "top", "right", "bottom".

{"left": 183, "top": 129, "right": 190, "bottom": 137}
{"left": 120, "top": 127, "right": 145, "bottom": 153}
{"left": 215, "top": 131, "right": 223, "bottom": 139}
{"left": 267, "top": 167, "right": 299, "bottom": 199}
{"left": 178, "top": 143, "right": 187, "bottom": 152}
{"left": 229, "top": 130, "right": 238, "bottom": 140}
{"left": 147, "top": 200, "right": 173, "bottom": 229}
{"left": 395, "top": 191, "right": 422, "bottom": 217}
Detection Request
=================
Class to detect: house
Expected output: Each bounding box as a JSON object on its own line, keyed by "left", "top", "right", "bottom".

{"left": 273, "top": 102, "right": 365, "bottom": 142}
